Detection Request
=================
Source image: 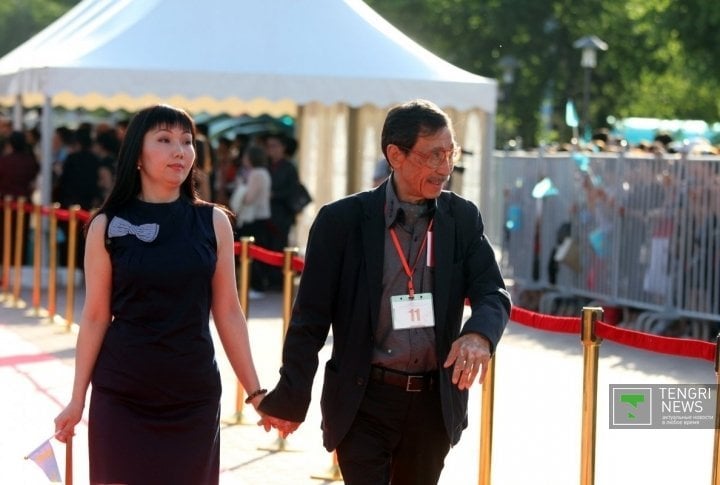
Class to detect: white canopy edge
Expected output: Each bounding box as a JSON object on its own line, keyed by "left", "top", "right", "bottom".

{"left": 0, "top": 68, "right": 495, "bottom": 116}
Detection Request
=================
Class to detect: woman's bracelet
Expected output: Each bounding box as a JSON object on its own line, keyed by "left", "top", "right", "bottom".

{"left": 245, "top": 388, "right": 268, "bottom": 404}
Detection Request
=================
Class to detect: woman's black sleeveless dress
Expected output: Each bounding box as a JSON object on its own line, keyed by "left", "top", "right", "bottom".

{"left": 90, "top": 197, "right": 222, "bottom": 485}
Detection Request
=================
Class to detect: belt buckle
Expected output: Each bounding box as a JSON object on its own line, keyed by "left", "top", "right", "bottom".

{"left": 406, "top": 375, "right": 424, "bottom": 392}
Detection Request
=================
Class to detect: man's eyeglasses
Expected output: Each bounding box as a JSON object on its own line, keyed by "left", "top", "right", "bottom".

{"left": 396, "top": 144, "right": 462, "bottom": 169}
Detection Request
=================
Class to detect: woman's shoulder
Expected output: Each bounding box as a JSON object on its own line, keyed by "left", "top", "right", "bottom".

{"left": 86, "top": 212, "right": 109, "bottom": 243}
{"left": 89, "top": 212, "right": 109, "bottom": 228}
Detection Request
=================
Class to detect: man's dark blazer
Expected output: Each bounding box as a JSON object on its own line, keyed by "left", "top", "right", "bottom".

{"left": 259, "top": 180, "right": 511, "bottom": 451}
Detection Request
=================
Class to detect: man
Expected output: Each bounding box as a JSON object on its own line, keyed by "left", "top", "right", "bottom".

{"left": 258, "top": 99, "right": 511, "bottom": 484}
{"left": 264, "top": 133, "right": 300, "bottom": 287}
{"left": 55, "top": 125, "right": 102, "bottom": 269}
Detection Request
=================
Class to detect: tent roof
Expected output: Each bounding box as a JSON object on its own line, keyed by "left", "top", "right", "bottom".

{"left": 0, "top": 0, "right": 496, "bottom": 115}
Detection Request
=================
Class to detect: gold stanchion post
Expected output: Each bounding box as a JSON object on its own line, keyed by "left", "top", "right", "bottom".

{"left": 711, "top": 334, "right": 720, "bottom": 485}
{"left": 281, "top": 246, "right": 298, "bottom": 335}
{"left": 478, "top": 354, "right": 496, "bottom": 485}
{"left": 10, "top": 196, "right": 27, "bottom": 308}
{"left": 64, "top": 205, "right": 80, "bottom": 332}
{"left": 580, "top": 306, "right": 603, "bottom": 485}
{"left": 27, "top": 203, "right": 44, "bottom": 316}
{"left": 45, "top": 204, "right": 60, "bottom": 324}
{"left": 1, "top": 195, "right": 12, "bottom": 301}
{"left": 224, "top": 237, "right": 254, "bottom": 426}
{"left": 259, "top": 246, "right": 299, "bottom": 453}
{"left": 65, "top": 434, "right": 73, "bottom": 485}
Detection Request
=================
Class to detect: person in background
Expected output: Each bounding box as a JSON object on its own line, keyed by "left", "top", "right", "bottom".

{"left": 56, "top": 126, "right": 102, "bottom": 211}
{"left": 0, "top": 116, "right": 12, "bottom": 148}
{"left": 24, "top": 126, "right": 42, "bottom": 163}
{"left": 194, "top": 122, "right": 214, "bottom": 201}
{"left": 0, "top": 130, "right": 40, "bottom": 265}
{"left": 212, "top": 136, "right": 237, "bottom": 206}
{"left": 53, "top": 104, "right": 267, "bottom": 485}
{"left": 229, "top": 145, "right": 272, "bottom": 298}
{"left": 51, "top": 126, "right": 75, "bottom": 197}
{"left": 55, "top": 126, "right": 102, "bottom": 269}
{"left": 114, "top": 119, "right": 129, "bottom": 145}
{"left": 264, "top": 133, "right": 300, "bottom": 288}
{"left": 94, "top": 130, "right": 121, "bottom": 203}
{"left": 0, "top": 130, "right": 40, "bottom": 199}
{"left": 258, "top": 99, "right": 511, "bottom": 485}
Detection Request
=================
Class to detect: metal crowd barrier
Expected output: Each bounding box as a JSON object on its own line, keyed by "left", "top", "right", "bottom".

{"left": 494, "top": 149, "right": 720, "bottom": 334}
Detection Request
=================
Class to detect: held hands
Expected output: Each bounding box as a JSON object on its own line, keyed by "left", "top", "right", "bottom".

{"left": 248, "top": 393, "right": 301, "bottom": 438}
{"left": 256, "top": 413, "right": 300, "bottom": 439}
{"left": 443, "top": 333, "right": 492, "bottom": 391}
{"left": 54, "top": 401, "right": 84, "bottom": 443}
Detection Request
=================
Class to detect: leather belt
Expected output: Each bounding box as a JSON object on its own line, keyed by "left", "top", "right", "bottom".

{"left": 369, "top": 365, "right": 436, "bottom": 392}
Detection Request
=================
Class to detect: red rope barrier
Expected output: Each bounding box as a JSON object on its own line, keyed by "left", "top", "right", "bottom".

{"left": 248, "top": 245, "right": 284, "bottom": 267}
{"left": 510, "top": 306, "right": 580, "bottom": 334}
{"left": 510, "top": 306, "right": 716, "bottom": 362}
{"left": 77, "top": 209, "right": 92, "bottom": 223}
{"left": 55, "top": 209, "right": 71, "bottom": 221}
{"left": 596, "top": 321, "right": 715, "bottom": 362}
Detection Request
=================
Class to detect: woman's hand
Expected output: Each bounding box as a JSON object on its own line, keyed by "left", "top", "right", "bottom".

{"left": 54, "top": 401, "right": 84, "bottom": 443}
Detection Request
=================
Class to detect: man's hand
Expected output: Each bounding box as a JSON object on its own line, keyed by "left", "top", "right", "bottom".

{"left": 257, "top": 412, "right": 301, "bottom": 439}
{"left": 443, "top": 333, "right": 492, "bottom": 390}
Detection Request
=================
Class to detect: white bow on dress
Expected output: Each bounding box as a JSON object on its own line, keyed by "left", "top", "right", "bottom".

{"left": 107, "top": 216, "right": 159, "bottom": 243}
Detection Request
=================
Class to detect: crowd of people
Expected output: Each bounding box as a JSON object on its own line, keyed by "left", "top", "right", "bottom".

{"left": 0, "top": 114, "right": 305, "bottom": 295}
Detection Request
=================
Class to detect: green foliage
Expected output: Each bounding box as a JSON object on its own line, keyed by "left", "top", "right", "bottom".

{"left": 366, "top": 0, "right": 720, "bottom": 147}
{"left": 0, "top": 0, "right": 78, "bottom": 57}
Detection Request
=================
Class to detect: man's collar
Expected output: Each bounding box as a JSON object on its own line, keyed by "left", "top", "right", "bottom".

{"left": 384, "top": 174, "right": 437, "bottom": 228}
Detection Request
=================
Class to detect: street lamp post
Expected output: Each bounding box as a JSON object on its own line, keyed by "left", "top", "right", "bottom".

{"left": 573, "top": 35, "right": 608, "bottom": 141}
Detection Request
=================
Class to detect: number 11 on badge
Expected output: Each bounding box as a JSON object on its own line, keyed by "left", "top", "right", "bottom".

{"left": 390, "top": 293, "right": 435, "bottom": 330}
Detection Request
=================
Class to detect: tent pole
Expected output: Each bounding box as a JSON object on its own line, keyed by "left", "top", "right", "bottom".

{"left": 40, "top": 95, "right": 53, "bottom": 206}
{"left": 12, "top": 95, "right": 23, "bottom": 130}
{"left": 346, "top": 107, "right": 361, "bottom": 194}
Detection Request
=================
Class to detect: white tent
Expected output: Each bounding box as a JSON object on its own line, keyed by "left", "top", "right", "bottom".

{"left": 0, "top": 0, "right": 498, "bottom": 247}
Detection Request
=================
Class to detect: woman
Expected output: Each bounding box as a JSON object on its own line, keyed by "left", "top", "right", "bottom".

{"left": 54, "top": 104, "right": 267, "bottom": 484}
{"left": 229, "top": 145, "right": 272, "bottom": 296}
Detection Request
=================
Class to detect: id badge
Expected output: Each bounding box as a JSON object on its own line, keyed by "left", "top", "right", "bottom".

{"left": 390, "top": 293, "right": 435, "bottom": 330}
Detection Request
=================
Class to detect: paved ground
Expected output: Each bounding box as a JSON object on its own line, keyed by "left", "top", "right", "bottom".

{"left": 0, "top": 283, "right": 717, "bottom": 484}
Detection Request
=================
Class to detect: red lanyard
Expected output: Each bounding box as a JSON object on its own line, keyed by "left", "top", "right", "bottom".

{"left": 389, "top": 219, "right": 434, "bottom": 299}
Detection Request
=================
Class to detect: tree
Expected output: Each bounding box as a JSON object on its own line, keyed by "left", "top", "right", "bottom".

{"left": 366, "top": 0, "right": 720, "bottom": 147}
{"left": 0, "top": 0, "right": 78, "bottom": 58}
